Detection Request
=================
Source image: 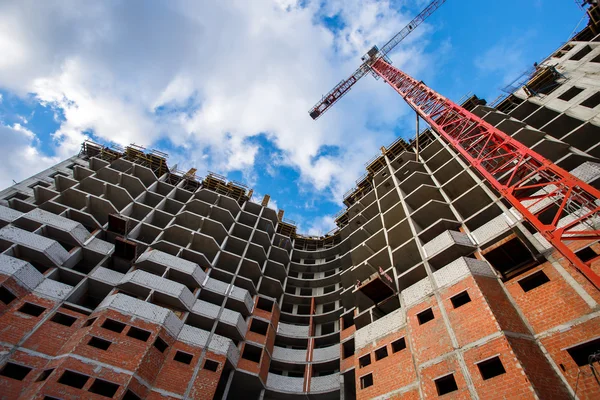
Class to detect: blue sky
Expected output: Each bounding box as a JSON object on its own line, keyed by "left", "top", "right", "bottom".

{"left": 0, "top": 0, "right": 588, "bottom": 234}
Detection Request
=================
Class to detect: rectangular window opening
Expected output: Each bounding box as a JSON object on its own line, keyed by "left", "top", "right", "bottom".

{"left": 153, "top": 336, "right": 168, "bottom": 353}
{"left": 391, "top": 337, "right": 407, "bottom": 353}
{"left": 450, "top": 291, "right": 472, "bottom": 309}
{"left": 342, "top": 340, "right": 355, "bottom": 359}
{"left": 242, "top": 344, "right": 263, "bottom": 363}
{"left": 18, "top": 302, "right": 46, "bottom": 317}
{"left": 570, "top": 45, "right": 592, "bottom": 61}
{"left": 0, "top": 362, "right": 32, "bottom": 381}
{"left": 374, "top": 346, "right": 388, "bottom": 361}
{"left": 88, "top": 336, "right": 112, "bottom": 351}
{"left": 581, "top": 92, "right": 600, "bottom": 108}
{"left": 518, "top": 270, "right": 550, "bottom": 292}
{"left": 50, "top": 312, "right": 78, "bottom": 327}
{"left": 88, "top": 378, "right": 120, "bottom": 398}
{"left": 58, "top": 370, "right": 89, "bottom": 389}
{"left": 256, "top": 297, "right": 273, "bottom": 312}
{"left": 249, "top": 319, "right": 269, "bottom": 336}
{"left": 204, "top": 359, "right": 219, "bottom": 372}
{"left": 126, "top": 327, "right": 151, "bottom": 342}
{"left": 0, "top": 286, "right": 17, "bottom": 305}
{"left": 477, "top": 356, "right": 506, "bottom": 380}
{"left": 101, "top": 318, "right": 126, "bottom": 333}
{"left": 174, "top": 351, "right": 193, "bottom": 365}
{"left": 321, "top": 322, "right": 335, "bottom": 335}
{"left": 360, "top": 373, "right": 373, "bottom": 389}
{"left": 575, "top": 246, "right": 599, "bottom": 262}
{"left": 417, "top": 308, "right": 435, "bottom": 325}
{"left": 36, "top": 368, "right": 54, "bottom": 382}
{"left": 434, "top": 374, "right": 458, "bottom": 396}
{"left": 558, "top": 86, "right": 584, "bottom": 101}
{"left": 567, "top": 337, "right": 600, "bottom": 367}
{"left": 358, "top": 354, "right": 371, "bottom": 368}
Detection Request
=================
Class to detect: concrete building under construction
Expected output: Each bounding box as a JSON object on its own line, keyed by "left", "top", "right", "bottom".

{"left": 1, "top": 5, "right": 600, "bottom": 400}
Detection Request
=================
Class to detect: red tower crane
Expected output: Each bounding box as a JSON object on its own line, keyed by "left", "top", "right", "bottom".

{"left": 309, "top": 0, "right": 600, "bottom": 289}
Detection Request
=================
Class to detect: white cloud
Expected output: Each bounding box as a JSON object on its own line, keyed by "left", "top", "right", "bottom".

{"left": 307, "top": 215, "right": 337, "bottom": 236}
{"left": 0, "top": 0, "right": 442, "bottom": 225}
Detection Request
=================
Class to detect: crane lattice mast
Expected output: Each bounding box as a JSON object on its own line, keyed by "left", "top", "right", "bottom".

{"left": 309, "top": 0, "right": 600, "bottom": 289}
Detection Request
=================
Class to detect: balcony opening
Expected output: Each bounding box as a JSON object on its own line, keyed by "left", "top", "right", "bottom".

{"left": 18, "top": 302, "right": 46, "bottom": 317}
{"left": 323, "top": 302, "right": 335, "bottom": 313}
{"left": 342, "top": 340, "right": 355, "bottom": 359}
{"left": 0, "top": 286, "right": 17, "bottom": 305}
{"left": 58, "top": 370, "right": 89, "bottom": 389}
{"left": 88, "top": 378, "right": 120, "bottom": 398}
{"left": 391, "top": 338, "right": 406, "bottom": 353}
{"left": 360, "top": 373, "right": 373, "bottom": 389}
{"left": 450, "top": 291, "right": 471, "bottom": 309}
{"left": 101, "top": 319, "right": 126, "bottom": 333}
{"left": 342, "top": 312, "right": 355, "bottom": 330}
{"left": 88, "top": 336, "right": 112, "bottom": 351}
{"left": 417, "top": 308, "right": 435, "bottom": 325}
{"left": 321, "top": 322, "right": 335, "bottom": 335}
{"left": 300, "top": 288, "right": 312, "bottom": 296}
{"left": 249, "top": 319, "right": 269, "bottom": 336}
{"left": 50, "top": 312, "right": 78, "bottom": 327}
{"left": 153, "top": 337, "right": 168, "bottom": 353}
{"left": 324, "top": 285, "right": 336, "bottom": 294}
{"left": 242, "top": 344, "right": 263, "bottom": 363}
{"left": 0, "top": 363, "right": 32, "bottom": 381}
{"left": 204, "top": 359, "right": 219, "bottom": 372}
{"left": 518, "top": 270, "right": 550, "bottom": 292}
{"left": 36, "top": 368, "right": 54, "bottom": 382}
{"left": 359, "top": 354, "right": 371, "bottom": 368}
{"left": 483, "top": 237, "right": 538, "bottom": 278}
{"left": 477, "top": 356, "right": 506, "bottom": 380}
{"left": 567, "top": 337, "right": 600, "bottom": 367}
{"left": 174, "top": 351, "right": 193, "bottom": 365}
{"left": 434, "top": 374, "right": 458, "bottom": 396}
{"left": 256, "top": 297, "right": 273, "bottom": 312}
{"left": 374, "top": 346, "right": 388, "bottom": 361}
{"left": 126, "top": 327, "right": 151, "bottom": 342}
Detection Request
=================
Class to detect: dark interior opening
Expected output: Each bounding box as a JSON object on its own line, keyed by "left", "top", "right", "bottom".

{"left": 477, "top": 356, "right": 506, "bottom": 380}
{"left": 88, "top": 336, "right": 112, "bottom": 351}
{"left": 321, "top": 322, "right": 335, "bottom": 335}
{"left": 581, "top": 92, "right": 600, "bottom": 108}
{"left": 391, "top": 337, "right": 406, "bottom": 353}
{"left": 88, "top": 378, "right": 120, "bottom": 398}
{"left": 153, "top": 337, "right": 168, "bottom": 353}
{"left": 242, "top": 344, "right": 263, "bottom": 363}
{"left": 417, "top": 308, "right": 435, "bottom": 325}
{"left": 0, "top": 363, "right": 32, "bottom": 381}
{"left": 570, "top": 45, "right": 592, "bottom": 61}
{"left": 484, "top": 237, "right": 537, "bottom": 278}
{"left": 518, "top": 270, "right": 550, "bottom": 292}
{"left": 567, "top": 337, "right": 600, "bottom": 367}
{"left": 50, "top": 312, "right": 78, "bottom": 327}
{"left": 249, "top": 319, "right": 269, "bottom": 336}
{"left": 323, "top": 302, "right": 335, "bottom": 313}
{"left": 122, "top": 390, "right": 142, "bottom": 400}
{"left": 101, "top": 318, "right": 126, "bottom": 333}
{"left": 359, "top": 354, "right": 371, "bottom": 368}
{"left": 204, "top": 359, "right": 219, "bottom": 372}
{"left": 576, "top": 245, "right": 599, "bottom": 262}
{"left": 300, "top": 288, "right": 312, "bottom": 296}
{"left": 0, "top": 286, "right": 16, "bottom": 305}
{"left": 558, "top": 86, "right": 584, "bottom": 101}
{"left": 18, "top": 302, "right": 46, "bottom": 317}
{"left": 450, "top": 291, "right": 472, "bottom": 309}
{"left": 126, "top": 327, "right": 151, "bottom": 342}
{"left": 374, "top": 346, "right": 388, "bottom": 361}
{"left": 174, "top": 351, "right": 193, "bottom": 365}
{"left": 435, "top": 374, "right": 458, "bottom": 395}
{"left": 36, "top": 368, "right": 54, "bottom": 382}
{"left": 58, "top": 370, "right": 89, "bottom": 389}
{"left": 342, "top": 312, "right": 354, "bottom": 330}
{"left": 342, "top": 340, "right": 355, "bottom": 359}
{"left": 256, "top": 297, "right": 273, "bottom": 312}
{"left": 83, "top": 317, "right": 97, "bottom": 327}
{"left": 360, "top": 373, "right": 373, "bottom": 389}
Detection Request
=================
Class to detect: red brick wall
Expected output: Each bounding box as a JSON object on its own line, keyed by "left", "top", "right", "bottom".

{"left": 406, "top": 296, "right": 453, "bottom": 364}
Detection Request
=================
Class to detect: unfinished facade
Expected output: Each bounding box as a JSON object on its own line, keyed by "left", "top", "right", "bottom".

{"left": 1, "top": 6, "right": 600, "bottom": 400}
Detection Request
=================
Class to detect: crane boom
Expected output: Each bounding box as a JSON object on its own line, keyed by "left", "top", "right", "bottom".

{"left": 308, "top": 0, "right": 446, "bottom": 120}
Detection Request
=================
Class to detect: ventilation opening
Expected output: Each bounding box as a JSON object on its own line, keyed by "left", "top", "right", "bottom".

{"left": 242, "top": 344, "right": 263, "bottom": 363}
{"left": 321, "top": 322, "right": 335, "bottom": 335}
{"left": 36, "top": 368, "right": 54, "bottom": 382}
{"left": 417, "top": 308, "right": 435, "bottom": 325}
{"left": 18, "top": 302, "right": 46, "bottom": 317}
{"left": 249, "top": 319, "right": 269, "bottom": 336}
{"left": 558, "top": 86, "right": 584, "bottom": 101}
{"left": 83, "top": 317, "right": 97, "bottom": 327}
{"left": 0, "top": 362, "right": 32, "bottom": 381}
{"left": 450, "top": 291, "right": 472, "bottom": 309}
{"left": 153, "top": 337, "right": 168, "bottom": 353}
{"left": 256, "top": 297, "right": 273, "bottom": 312}
{"left": 126, "top": 327, "right": 151, "bottom": 342}
{"left": 484, "top": 237, "right": 537, "bottom": 278}
{"left": 0, "top": 286, "right": 16, "bottom": 305}
{"left": 518, "top": 270, "right": 550, "bottom": 292}
{"left": 174, "top": 351, "right": 193, "bottom": 365}
{"left": 88, "top": 336, "right": 112, "bottom": 351}
{"left": 581, "top": 92, "right": 600, "bottom": 108}
{"left": 101, "top": 318, "right": 126, "bottom": 333}
{"left": 358, "top": 354, "right": 371, "bottom": 368}
{"left": 570, "top": 45, "right": 592, "bottom": 61}
{"left": 567, "top": 337, "right": 600, "bottom": 367}
{"left": 50, "top": 312, "right": 78, "bottom": 327}
{"left": 391, "top": 338, "right": 406, "bottom": 353}
{"left": 88, "top": 378, "right": 120, "bottom": 398}
{"left": 204, "top": 359, "right": 219, "bottom": 372}
{"left": 58, "top": 370, "right": 89, "bottom": 389}
{"left": 434, "top": 374, "right": 458, "bottom": 396}
{"left": 575, "top": 246, "right": 599, "bottom": 262}
{"left": 374, "top": 346, "right": 388, "bottom": 361}
{"left": 360, "top": 373, "right": 373, "bottom": 389}
{"left": 342, "top": 340, "right": 355, "bottom": 359}
{"left": 477, "top": 356, "right": 506, "bottom": 380}
{"left": 122, "top": 390, "right": 142, "bottom": 400}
